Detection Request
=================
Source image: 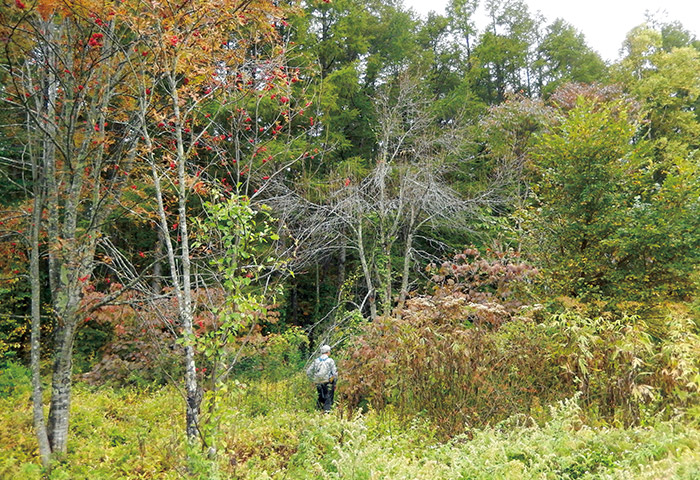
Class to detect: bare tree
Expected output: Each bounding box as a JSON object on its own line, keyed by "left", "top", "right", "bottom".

{"left": 269, "top": 71, "right": 517, "bottom": 324}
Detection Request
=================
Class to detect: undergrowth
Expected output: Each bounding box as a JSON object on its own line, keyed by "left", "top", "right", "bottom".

{"left": 1, "top": 372, "right": 699, "bottom": 479}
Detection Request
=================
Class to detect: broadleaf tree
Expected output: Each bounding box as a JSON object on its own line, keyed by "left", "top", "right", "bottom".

{"left": 1, "top": 0, "right": 143, "bottom": 461}
{"left": 524, "top": 83, "right": 700, "bottom": 305}
{"left": 0, "top": 0, "right": 310, "bottom": 461}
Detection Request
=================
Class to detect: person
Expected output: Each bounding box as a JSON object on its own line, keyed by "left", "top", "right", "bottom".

{"left": 306, "top": 344, "right": 337, "bottom": 413}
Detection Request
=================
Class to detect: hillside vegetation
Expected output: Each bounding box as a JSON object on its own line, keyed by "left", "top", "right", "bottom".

{"left": 1, "top": 0, "right": 699, "bottom": 476}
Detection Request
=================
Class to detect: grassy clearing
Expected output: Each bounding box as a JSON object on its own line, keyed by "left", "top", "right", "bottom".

{"left": 1, "top": 374, "right": 699, "bottom": 479}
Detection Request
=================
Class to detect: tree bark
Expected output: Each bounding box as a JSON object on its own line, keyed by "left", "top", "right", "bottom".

{"left": 47, "top": 318, "right": 75, "bottom": 455}
{"left": 165, "top": 70, "right": 200, "bottom": 442}
{"left": 29, "top": 173, "right": 50, "bottom": 465}
{"left": 397, "top": 231, "right": 414, "bottom": 311}
{"left": 47, "top": 271, "right": 88, "bottom": 455}
{"left": 336, "top": 245, "right": 346, "bottom": 303}
{"left": 151, "top": 225, "right": 164, "bottom": 294}
{"left": 356, "top": 222, "right": 377, "bottom": 319}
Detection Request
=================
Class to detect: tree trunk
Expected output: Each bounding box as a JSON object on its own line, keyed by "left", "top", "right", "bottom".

{"left": 47, "top": 338, "right": 73, "bottom": 455}
{"left": 184, "top": 340, "right": 200, "bottom": 441}
{"left": 167, "top": 71, "right": 200, "bottom": 442}
{"left": 382, "top": 239, "right": 393, "bottom": 318}
{"left": 465, "top": 33, "right": 472, "bottom": 71}
{"left": 46, "top": 290, "right": 80, "bottom": 455}
{"left": 336, "top": 245, "right": 346, "bottom": 303}
{"left": 314, "top": 262, "right": 321, "bottom": 319}
{"left": 290, "top": 280, "right": 298, "bottom": 324}
{"left": 356, "top": 222, "right": 377, "bottom": 319}
{"left": 151, "top": 225, "right": 164, "bottom": 294}
{"left": 40, "top": 17, "right": 76, "bottom": 457}
{"left": 151, "top": 156, "right": 200, "bottom": 442}
{"left": 397, "top": 231, "right": 414, "bottom": 311}
{"left": 29, "top": 182, "right": 50, "bottom": 466}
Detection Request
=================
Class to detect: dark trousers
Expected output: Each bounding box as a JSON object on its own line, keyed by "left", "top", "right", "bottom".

{"left": 316, "top": 381, "right": 335, "bottom": 412}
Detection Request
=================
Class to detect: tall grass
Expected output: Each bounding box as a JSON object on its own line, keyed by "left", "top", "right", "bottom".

{"left": 1, "top": 371, "right": 698, "bottom": 479}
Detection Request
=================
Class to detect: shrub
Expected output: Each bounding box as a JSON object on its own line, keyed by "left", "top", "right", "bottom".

{"left": 2, "top": 379, "right": 698, "bottom": 479}
{"left": 0, "top": 359, "right": 30, "bottom": 399}
{"left": 343, "top": 305, "right": 700, "bottom": 436}
{"left": 341, "top": 313, "right": 564, "bottom": 436}
{"left": 79, "top": 290, "right": 202, "bottom": 387}
{"left": 425, "top": 247, "right": 538, "bottom": 327}
{"left": 341, "top": 250, "right": 700, "bottom": 435}
{"left": 342, "top": 248, "right": 550, "bottom": 435}
{"left": 80, "top": 302, "right": 183, "bottom": 387}
{"left": 545, "top": 311, "right": 700, "bottom": 425}
{"left": 230, "top": 326, "right": 309, "bottom": 381}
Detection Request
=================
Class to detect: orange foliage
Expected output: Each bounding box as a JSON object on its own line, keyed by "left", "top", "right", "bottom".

{"left": 0, "top": 202, "right": 33, "bottom": 278}
{"left": 36, "top": 0, "right": 58, "bottom": 19}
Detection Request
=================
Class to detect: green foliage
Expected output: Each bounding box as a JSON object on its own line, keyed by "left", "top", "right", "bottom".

{"left": 543, "top": 311, "right": 700, "bottom": 425}
{"left": 535, "top": 19, "right": 608, "bottom": 96}
{"left": 0, "top": 359, "right": 30, "bottom": 399}
{"left": 231, "top": 327, "right": 309, "bottom": 381}
{"left": 290, "top": 0, "right": 420, "bottom": 166}
{"left": 470, "top": 0, "right": 540, "bottom": 103}
{"left": 0, "top": 223, "right": 34, "bottom": 361}
{"left": 524, "top": 85, "right": 700, "bottom": 304}
{"left": 73, "top": 319, "right": 113, "bottom": 374}
{"left": 0, "top": 384, "right": 185, "bottom": 479}
{"left": 313, "top": 397, "right": 700, "bottom": 480}
{"left": 1, "top": 374, "right": 699, "bottom": 479}
{"left": 2, "top": 2, "right": 700, "bottom": 475}
{"left": 201, "top": 194, "right": 286, "bottom": 328}
{"left": 0, "top": 313, "right": 29, "bottom": 361}
{"left": 194, "top": 194, "right": 293, "bottom": 451}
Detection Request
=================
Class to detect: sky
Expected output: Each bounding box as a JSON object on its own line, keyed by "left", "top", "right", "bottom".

{"left": 403, "top": 0, "right": 700, "bottom": 63}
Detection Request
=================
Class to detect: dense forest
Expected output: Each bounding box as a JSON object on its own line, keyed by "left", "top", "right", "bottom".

{"left": 1, "top": 0, "right": 699, "bottom": 478}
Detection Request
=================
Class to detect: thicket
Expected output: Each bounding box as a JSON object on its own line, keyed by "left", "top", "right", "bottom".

{"left": 342, "top": 249, "right": 700, "bottom": 436}
{"left": 74, "top": 296, "right": 308, "bottom": 388}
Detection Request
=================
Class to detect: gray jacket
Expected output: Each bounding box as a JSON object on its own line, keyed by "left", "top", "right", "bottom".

{"left": 306, "top": 354, "right": 338, "bottom": 384}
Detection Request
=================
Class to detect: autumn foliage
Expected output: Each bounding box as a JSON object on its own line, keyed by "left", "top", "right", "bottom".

{"left": 0, "top": 0, "right": 699, "bottom": 472}
{"left": 425, "top": 248, "right": 538, "bottom": 327}
{"left": 341, "top": 249, "right": 546, "bottom": 434}
{"left": 341, "top": 249, "right": 700, "bottom": 437}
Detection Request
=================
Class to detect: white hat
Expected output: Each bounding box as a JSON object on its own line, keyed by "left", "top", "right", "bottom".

{"left": 320, "top": 345, "right": 331, "bottom": 354}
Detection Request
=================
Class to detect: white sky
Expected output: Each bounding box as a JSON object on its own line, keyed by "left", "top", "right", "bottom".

{"left": 404, "top": 0, "right": 700, "bottom": 62}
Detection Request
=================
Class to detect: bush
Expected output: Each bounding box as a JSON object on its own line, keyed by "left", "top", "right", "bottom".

{"left": 0, "top": 359, "right": 30, "bottom": 399}
{"left": 341, "top": 313, "right": 564, "bottom": 436}
{"left": 290, "top": 396, "right": 700, "bottom": 480}
{"left": 342, "top": 248, "right": 554, "bottom": 435}
{"left": 80, "top": 297, "right": 185, "bottom": 387}
{"left": 541, "top": 310, "right": 700, "bottom": 426}
{"left": 342, "top": 279, "right": 700, "bottom": 435}
{"left": 425, "top": 247, "right": 538, "bottom": 327}
{"left": 230, "top": 326, "right": 309, "bottom": 381}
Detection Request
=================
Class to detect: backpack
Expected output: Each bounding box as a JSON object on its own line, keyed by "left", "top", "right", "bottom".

{"left": 307, "top": 356, "right": 332, "bottom": 383}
